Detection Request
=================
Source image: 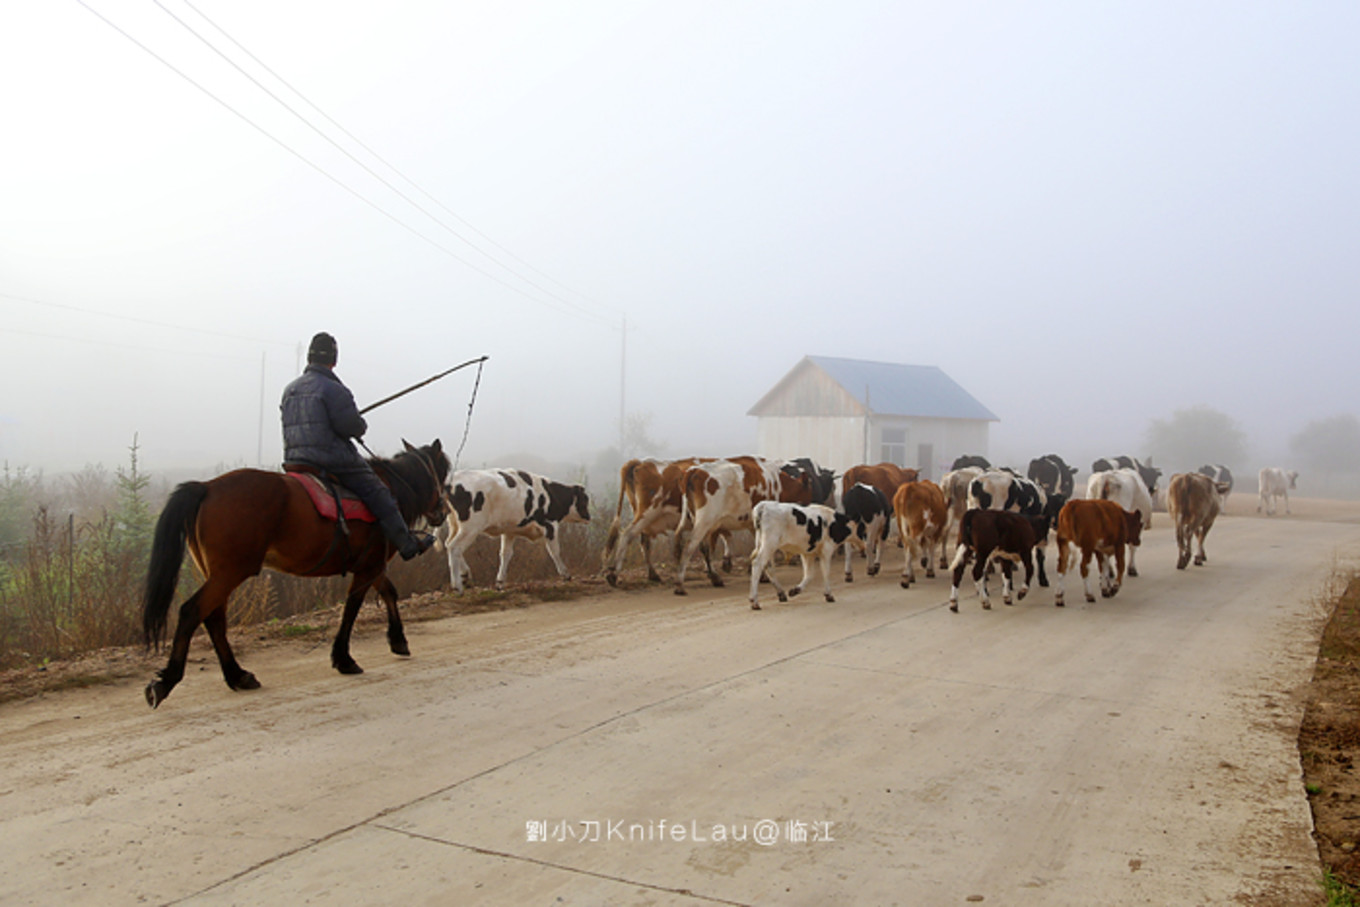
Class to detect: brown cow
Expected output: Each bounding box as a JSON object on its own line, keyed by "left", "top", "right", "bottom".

{"left": 1054, "top": 499, "right": 1144, "bottom": 605}
{"left": 673, "top": 457, "right": 812, "bottom": 593}
{"left": 947, "top": 508, "right": 1039, "bottom": 611}
{"left": 603, "top": 457, "right": 720, "bottom": 585}
{"left": 894, "top": 480, "right": 948, "bottom": 588}
{"left": 841, "top": 463, "right": 920, "bottom": 512}
{"left": 1167, "top": 472, "right": 1229, "bottom": 569}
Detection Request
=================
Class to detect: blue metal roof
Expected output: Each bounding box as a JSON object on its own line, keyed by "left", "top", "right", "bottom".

{"left": 807, "top": 356, "right": 999, "bottom": 421}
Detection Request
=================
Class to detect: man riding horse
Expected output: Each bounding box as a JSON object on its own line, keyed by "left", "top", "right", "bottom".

{"left": 281, "top": 332, "right": 434, "bottom": 561}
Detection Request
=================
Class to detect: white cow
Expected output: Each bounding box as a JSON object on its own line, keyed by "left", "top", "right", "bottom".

{"left": 1257, "top": 467, "right": 1299, "bottom": 516}
{"left": 438, "top": 469, "right": 591, "bottom": 591}
{"left": 749, "top": 501, "right": 852, "bottom": 609}
{"left": 1086, "top": 468, "right": 1153, "bottom": 577}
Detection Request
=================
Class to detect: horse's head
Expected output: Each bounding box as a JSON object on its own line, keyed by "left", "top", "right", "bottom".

{"left": 393, "top": 439, "right": 451, "bottom": 527}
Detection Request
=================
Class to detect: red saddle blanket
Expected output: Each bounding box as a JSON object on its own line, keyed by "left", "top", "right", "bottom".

{"left": 288, "top": 472, "right": 378, "bottom": 522}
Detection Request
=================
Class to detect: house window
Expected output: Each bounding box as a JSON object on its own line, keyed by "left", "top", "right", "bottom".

{"left": 881, "top": 427, "right": 907, "bottom": 467}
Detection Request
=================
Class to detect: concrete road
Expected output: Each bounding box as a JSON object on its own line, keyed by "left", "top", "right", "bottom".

{"left": 3, "top": 506, "right": 1359, "bottom": 906}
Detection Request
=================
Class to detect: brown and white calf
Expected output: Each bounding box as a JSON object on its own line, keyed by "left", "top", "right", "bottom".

{"left": 947, "top": 508, "right": 1040, "bottom": 611}
{"left": 749, "top": 502, "right": 852, "bottom": 609}
{"left": 1054, "top": 499, "right": 1144, "bottom": 605}
{"left": 1167, "top": 472, "right": 1229, "bottom": 569}
{"left": 894, "top": 480, "right": 949, "bottom": 588}
{"left": 673, "top": 457, "right": 811, "bottom": 593}
{"left": 1085, "top": 467, "right": 1153, "bottom": 577}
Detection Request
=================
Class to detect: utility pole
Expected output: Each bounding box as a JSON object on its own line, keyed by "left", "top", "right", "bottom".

{"left": 619, "top": 314, "right": 627, "bottom": 457}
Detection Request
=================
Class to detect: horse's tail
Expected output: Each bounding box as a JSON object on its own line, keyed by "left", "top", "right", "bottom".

{"left": 143, "top": 481, "right": 209, "bottom": 650}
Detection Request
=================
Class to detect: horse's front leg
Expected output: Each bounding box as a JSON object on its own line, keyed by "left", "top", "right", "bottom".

{"left": 373, "top": 574, "right": 409, "bottom": 656}
{"left": 332, "top": 571, "right": 379, "bottom": 675}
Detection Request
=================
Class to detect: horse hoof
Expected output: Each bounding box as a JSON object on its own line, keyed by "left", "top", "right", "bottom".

{"left": 710, "top": 577, "right": 725, "bottom": 588}
{"left": 674, "top": 587, "right": 688, "bottom": 596}
{"left": 333, "top": 658, "right": 364, "bottom": 675}
{"left": 845, "top": 575, "right": 854, "bottom": 583}
{"left": 647, "top": 571, "right": 662, "bottom": 583}
{"left": 777, "top": 592, "right": 788, "bottom": 603}
{"left": 900, "top": 579, "right": 911, "bottom": 589}
{"left": 751, "top": 602, "right": 762, "bottom": 610}
{"left": 231, "top": 671, "right": 261, "bottom": 691}
{"left": 1085, "top": 594, "right": 1096, "bottom": 603}
{"left": 867, "top": 565, "right": 879, "bottom": 576}
{"left": 788, "top": 587, "right": 801, "bottom": 598}
{"left": 949, "top": 602, "right": 959, "bottom": 613}
{"left": 1038, "top": 577, "right": 1049, "bottom": 587}
{"left": 605, "top": 572, "right": 618, "bottom": 587}
{"left": 982, "top": 600, "right": 992, "bottom": 610}
{"left": 1128, "top": 567, "right": 1139, "bottom": 578}
{"left": 390, "top": 640, "right": 411, "bottom": 657}
{"left": 145, "top": 681, "right": 168, "bottom": 709}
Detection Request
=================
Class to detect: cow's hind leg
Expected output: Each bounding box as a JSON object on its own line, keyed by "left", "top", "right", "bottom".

{"left": 1080, "top": 550, "right": 1097, "bottom": 603}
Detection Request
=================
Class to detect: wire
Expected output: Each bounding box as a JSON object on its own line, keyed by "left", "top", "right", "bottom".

{"left": 0, "top": 323, "right": 261, "bottom": 361}
{"left": 75, "top": 0, "right": 614, "bottom": 327}
{"left": 170, "top": 0, "right": 613, "bottom": 322}
{"left": 0, "top": 291, "right": 290, "bottom": 347}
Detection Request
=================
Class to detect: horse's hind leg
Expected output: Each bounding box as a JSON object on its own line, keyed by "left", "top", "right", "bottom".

{"left": 374, "top": 576, "right": 409, "bottom": 657}
{"left": 203, "top": 605, "right": 260, "bottom": 691}
{"left": 147, "top": 578, "right": 241, "bottom": 707}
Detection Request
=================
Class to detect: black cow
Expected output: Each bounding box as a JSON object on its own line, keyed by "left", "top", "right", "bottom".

{"left": 951, "top": 454, "right": 992, "bottom": 471}
{"left": 1027, "top": 454, "right": 1078, "bottom": 498}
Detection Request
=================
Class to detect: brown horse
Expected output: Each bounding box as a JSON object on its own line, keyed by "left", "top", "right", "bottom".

{"left": 141, "top": 439, "right": 450, "bottom": 708}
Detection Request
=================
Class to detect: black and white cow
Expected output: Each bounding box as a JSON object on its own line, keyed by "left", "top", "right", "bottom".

{"left": 839, "top": 482, "right": 891, "bottom": 582}
{"left": 1092, "top": 456, "right": 1163, "bottom": 497}
{"left": 438, "top": 469, "right": 591, "bottom": 591}
{"left": 782, "top": 457, "right": 838, "bottom": 507}
{"left": 1197, "top": 464, "right": 1234, "bottom": 506}
{"left": 967, "top": 470, "right": 1063, "bottom": 586}
{"left": 749, "top": 501, "right": 853, "bottom": 609}
{"left": 1027, "top": 454, "right": 1078, "bottom": 499}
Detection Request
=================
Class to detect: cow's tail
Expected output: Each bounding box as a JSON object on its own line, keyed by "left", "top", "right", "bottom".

{"left": 143, "top": 481, "right": 209, "bottom": 650}
{"left": 603, "top": 460, "right": 638, "bottom": 560}
{"left": 1095, "top": 474, "right": 1115, "bottom": 501}
{"left": 672, "top": 471, "right": 698, "bottom": 560}
{"left": 948, "top": 510, "right": 974, "bottom": 571}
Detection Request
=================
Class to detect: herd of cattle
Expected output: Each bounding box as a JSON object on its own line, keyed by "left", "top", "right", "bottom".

{"left": 432, "top": 456, "right": 1302, "bottom": 612}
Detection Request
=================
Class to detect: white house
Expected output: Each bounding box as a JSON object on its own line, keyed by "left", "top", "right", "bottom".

{"left": 748, "top": 355, "right": 999, "bottom": 480}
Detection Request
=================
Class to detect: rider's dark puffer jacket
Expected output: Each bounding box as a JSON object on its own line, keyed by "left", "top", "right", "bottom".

{"left": 280, "top": 365, "right": 368, "bottom": 469}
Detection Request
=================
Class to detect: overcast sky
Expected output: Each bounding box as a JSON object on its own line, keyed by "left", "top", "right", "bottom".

{"left": 2, "top": 1, "right": 1356, "bottom": 478}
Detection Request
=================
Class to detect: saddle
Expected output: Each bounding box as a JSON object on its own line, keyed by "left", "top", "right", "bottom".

{"left": 284, "top": 463, "right": 378, "bottom": 523}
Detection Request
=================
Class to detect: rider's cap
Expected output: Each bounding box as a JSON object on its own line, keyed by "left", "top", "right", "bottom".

{"left": 307, "top": 332, "right": 338, "bottom": 366}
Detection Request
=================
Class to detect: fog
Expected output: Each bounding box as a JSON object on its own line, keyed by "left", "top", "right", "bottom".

{"left": 3, "top": 2, "right": 1357, "bottom": 482}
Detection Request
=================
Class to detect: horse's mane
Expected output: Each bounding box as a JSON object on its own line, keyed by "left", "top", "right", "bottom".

{"left": 369, "top": 442, "right": 449, "bottom": 522}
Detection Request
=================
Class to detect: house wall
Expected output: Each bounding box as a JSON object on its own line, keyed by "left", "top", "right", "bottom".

{"left": 755, "top": 416, "right": 868, "bottom": 474}
{"left": 867, "top": 417, "right": 990, "bottom": 481}
{"left": 756, "top": 416, "right": 990, "bottom": 478}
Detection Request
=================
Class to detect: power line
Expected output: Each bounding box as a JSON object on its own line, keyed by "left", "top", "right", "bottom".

{"left": 75, "top": 0, "right": 614, "bottom": 327}
{"left": 0, "top": 323, "right": 262, "bottom": 361}
{"left": 0, "top": 291, "right": 290, "bottom": 347}
{"left": 168, "top": 0, "right": 614, "bottom": 322}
